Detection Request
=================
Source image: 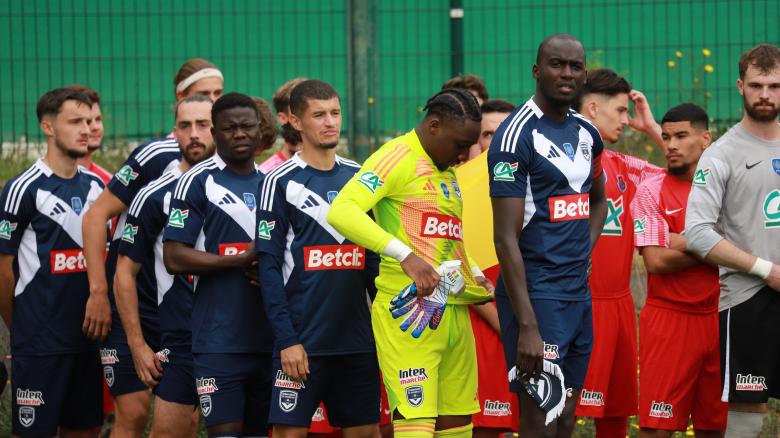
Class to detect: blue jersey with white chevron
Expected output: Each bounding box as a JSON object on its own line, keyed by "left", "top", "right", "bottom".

{"left": 488, "top": 97, "right": 604, "bottom": 301}
{"left": 0, "top": 160, "right": 105, "bottom": 355}
{"left": 163, "top": 153, "right": 273, "bottom": 353}
{"left": 118, "top": 166, "right": 194, "bottom": 350}
{"left": 256, "top": 154, "right": 378, "bottom": 356}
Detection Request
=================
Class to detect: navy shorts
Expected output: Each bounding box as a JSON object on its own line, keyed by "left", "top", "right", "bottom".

{"left": 496, "top": 293, "right": 593, "bottom": 391}
{"left": 269, "top": 352, "right": 380, "bottom": 428}
{"left": 153, "top": 348, "right": 197, "bottom": 405}
{"left": 194, "top": 352, "right": 273, "bottom": 431}
{"left": 12, "top": 351, "right": 103, "bottom": 436}
{"left": 100, "top": 348, "right": 147, "bottom": 397}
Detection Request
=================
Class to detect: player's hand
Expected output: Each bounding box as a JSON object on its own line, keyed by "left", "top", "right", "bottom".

{"left": 516, "top": 324, "right": 544, "bottom": 381}
{"left": 82, "top": 291, "right": 111, "bottom": 341}
{"left": 280, "top": 344, "right": 309, "bottom": 382}
{"left": 390, "top": 284, "right": 448, "bottom": 338}
{"left": 475, "top": 276, "right": 495, "bottom": 294}
{"left": 244, "top": 259, "right": 260, "bottom": 287}
{"left": 399, "top": 253, "right": 440, "bottom": 297}
{"left": 628, "top": 90, "right": 660, "bottom": 135}
{"left": 669, "top": 233, "right": 687, "bottom": 252}
{"left": 767, "top": 264, "right": 780, "bottom": 292}
{"left": 129, "top": 342, "right": 162, "bottom": 388}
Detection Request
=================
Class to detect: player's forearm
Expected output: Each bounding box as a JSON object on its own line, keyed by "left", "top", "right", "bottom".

{"left": 83, "top": 207, "right": 110, "bottom": 295}
{"left": 0, "top": 263, "right": 15, "bottom": 328}
{"left": 589, "top": 196, "right": 607, "bottom": 249}
{"left": 640, "top": 247, "right": 701, "bottom": 274}
{"left": 471, "top": 301, "right": 500, "bottom": 333}
{"left": 703, "top": 239, "right": 763, "bottom": 274}
{"left": 113, "top": 268, "right": 146, "bottom": 350}
{"left": 258, "top": 253, "right": 301, "bottom": 349}
{"left": 163, "top": 241, "right": 247, "bottom": 275}
{"left": 328, "top": 198, "right": 396, "bottom": 256}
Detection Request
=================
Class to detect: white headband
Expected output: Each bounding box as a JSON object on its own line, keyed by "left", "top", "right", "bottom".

{"left": 176, "top": 68, "right": 224, "bottom": 93}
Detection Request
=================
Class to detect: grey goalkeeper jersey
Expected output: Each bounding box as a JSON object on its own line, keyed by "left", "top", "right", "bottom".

{"left": 686, "top": 123, "right": 780, "bottom": 311}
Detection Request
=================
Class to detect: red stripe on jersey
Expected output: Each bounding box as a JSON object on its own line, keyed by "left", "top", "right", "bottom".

{"left": 377, "top": 148, "right": 411, "bottom": 179}
{"left": 374, "top": 144, "right": 405, "bottom": 176}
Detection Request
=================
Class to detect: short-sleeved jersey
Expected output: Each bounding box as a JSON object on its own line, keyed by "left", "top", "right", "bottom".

{"left": 328, "top": 130, "right": 490, "bottom": 304}
{"left": 488, "top": 97, "right": 604, "bottom": 301}
{"left": 164, "top": 153, "right": 273, "bottom": 354}
{"left": 256, "top": 154, "right": 378, "bottom": 356}
{"left": 632, "top": 173, "right": 719, "bottom": 313}
{"left": 258, "top": 150, "right": 288, "bottom": 174}
{"left": 118, "top": 166, "right": 193, "bottom": 350}
{"left": 589, "top": 150, "right": 663, "bottom": 299}
{"left": 0, "top": 160, "right": 104, "bottom": 355}
{"left": 107, "top": 138, "right": 181, "bottom": 206}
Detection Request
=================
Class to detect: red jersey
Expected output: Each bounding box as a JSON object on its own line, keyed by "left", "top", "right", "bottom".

{"left": 258, "top": 150, "right": 288, "bottom": 174}
{"left": 631, "top": 173, "right": 719, "bottom": 313}
{"left": 87, "top": 161, "right": 113, "bottom": 185}
{"left": 589, "top": 150, "right": 663, "bottom": 298}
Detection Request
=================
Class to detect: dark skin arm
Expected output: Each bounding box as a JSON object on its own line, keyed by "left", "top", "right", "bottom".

{"left": 0, "top": 254, "right": 15, "bottom": 328}
{"left": 163, "top": 240, "right": 256, "bottom": 275}
{"left": 492, "top": 197, "right": 543, "bottom": 378}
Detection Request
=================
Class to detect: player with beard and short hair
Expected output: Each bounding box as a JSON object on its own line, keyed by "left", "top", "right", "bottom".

{"left": 0, "top": 88, "right": 105, "bottom": 438}
{"left": 67, "top": 85, "right": 112, "bottom": 185}
{"left": 257, "top": 79, "right": 381, "bottom": 438}
{"left": 686, "top": 43, "right": 780, "bottom": 437}
{"left": 164, "top": 93, "right": 274, "bottom": 438}
{"left": 81, "top": 57, "right": 225, "bottom": 437}
{"left": 260, "top": 78, "right": 308, "bottom": 174}
{"left": 489, "top": 34, "right": 607, "bottom": 436}
{"left": 631, "top": 104, "right": 727, "bottom": 437}
{"left": 114, "top": 94, "right": 215, "bottom": 438}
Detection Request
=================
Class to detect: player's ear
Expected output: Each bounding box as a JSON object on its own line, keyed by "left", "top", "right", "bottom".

{"left": 736, "top": 78, "right": 745, "bottom": 96}
{"left": 532, "top": 64, "right": 540, "bottom": 80}
{"left": 427, "top": 116, "right": 442, "bottom": 136}
{"left": 289, "top": 112, "right": 303, "bottom": 132}
{"left": 277, "top": 111, "right": 289, "bottom": 124}
{"left": 701, "top": 129, "right": 712, "bottom": 148}
{"left": 39, "top": 116, "right": 55, "bottom": 137}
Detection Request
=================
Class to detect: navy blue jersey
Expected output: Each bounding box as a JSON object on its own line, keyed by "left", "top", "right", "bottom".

{"left": 256, "top": 154, "right": 378, "bottom": 356}
{"left": 0, "top": 160, "right": 105, "bottom": 355}
{"left": 164, "top": 153, "right": 273, "bottom": 354}
{"left": 488, "top": 98, "right": 604, "bottom": 301}
{"left": 118, "top": 166, "right": 194, "bottom": 350}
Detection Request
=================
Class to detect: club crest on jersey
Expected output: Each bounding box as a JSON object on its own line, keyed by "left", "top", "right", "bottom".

{"left": 115, "top": 165, "right": 139, "bottom": 186}
{"left": 167, "top": 208, "right": 189, "bottom": 228}
{"left": 70, "top": 197, "right": 83, "bottom": 214}
{"left": 257, "top": 220, "right": 275, "bottom": 240}
{"left": 358, "top": 171, "right": 384, "bottom": 193}
{"left": 603, "top": 197, "right": 624, "bottom": 236}
{"left": 773, "top": 159, "right": 780, "bottom": 175}
{"left": 693, "top": 168, "right": 710, "bottom": 186}
{"left": 579, "top": 141, "right": 591, "bottom": 161}
{"left": 634, "top": 218, "right": 646, "bottom": 234}
{"left": 327, "top": 190, "right": 339, "bottom": 204}
{"left": 103, "top": 366, "right": 115, "bottom": 387}
{"left": 200, "top": 395, "right": 212, "bottom": 417}
{"left": 440, "top": 182, "right": 450, "bottom": 199}
{"left": 616, "top": 174, "right": 627, "bottom": 192}
{"left": 562, "top": 143, "right": 575, "bottom": 161}
{"left": 493, "top": 162, "right": 519, "bottom": 181}
{"left": 279, "top": 390, "right": 298, "bottom": 412}
{"left": 242, "top": 193, "right": 256, "bottom": 210}
{"left": 764, "top": 190, "right": 780, "bottom": 228}
{"left": 406, "top": 385, "right": 424, "bottom": 407}
{"left": 121, "top": 223, "right": 139, "bottom": 244}
{"left": 0, "top": 220, "right": 17, "bottom": 240}
{"left": 19, "top": 406, "right": 35, "bottom": 427}
{"left": 451, "top": 179, "right": 462, "bottom": 199}
{"left": 649, "top": 401, "right": 673, "bottom": 418}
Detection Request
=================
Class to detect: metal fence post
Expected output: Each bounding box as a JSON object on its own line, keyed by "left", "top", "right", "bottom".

{"left": 450, "top": 0, "right": 464, "bottom": 77}
{"left": 347, "top": 0, "right": 372, "bottom": 161}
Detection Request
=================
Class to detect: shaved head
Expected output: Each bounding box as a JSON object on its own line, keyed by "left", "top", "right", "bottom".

{"left": 536, "top": 33, "right": 584, "bottom": 64}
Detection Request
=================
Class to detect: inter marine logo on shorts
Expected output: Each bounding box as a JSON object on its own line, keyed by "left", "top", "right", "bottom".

{"left": 406, "top": 385, "right": 424, "bottom": 407}
{"left": 579, "top": 389, "right": 605, "bottom": 406}
{"left": 543, "top": 343, "right": 560, "bottom": 360}
{"left": 548, "top": 194, "right": 589, "bottom": 222}
{"left": 304, "top": 244, "right": 366, "bottom": 271}
{"left": 399, "top": 367, "right": 428, "bottom": 385}
{"left": 16, "top": 389, "right": 45, "bottom": 406}
{"left": 50, "top": 249, "right": 88, "bottom": 274}
{"left": 275, "top": 370, "right": 305, "bottom": 389}
{"left": 483, "top": 400, "right": 512, "bottom": 417}
{"left": 735, "top": 374, "right": 768, "bottom": 391}
{"left": 100, "top": 348, "right": 119, "bottom": 365}
{"left": 155, "top": 348, "right": 170, "bottom": 363}
{"left": 219, "top": 242, "right": 249, "bottom": 256}
{"left": 649, "top": 400, "right": 673, "bottom": 418}
{"left": 420, "top": 213, "right": 463, "bottom": 241}
{"left": 196, "top": 377, "right": 219, "bottom": 395}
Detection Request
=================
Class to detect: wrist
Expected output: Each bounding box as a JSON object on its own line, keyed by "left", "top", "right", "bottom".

{"left": 384, "top": 238, "right": 413, "bottom": 262}
{"left": 128, "top": 337, "right": 147, "bottom": 351}
{"left": 749, "top": 257, "right": 773, "bottom": 280}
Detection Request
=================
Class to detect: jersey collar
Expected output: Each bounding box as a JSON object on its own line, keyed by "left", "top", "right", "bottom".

{"left": 212, "top": 152, "right": 228, "bottom": 170}
{"left": 34, "top": 158, "right": 54, "bottom": 177}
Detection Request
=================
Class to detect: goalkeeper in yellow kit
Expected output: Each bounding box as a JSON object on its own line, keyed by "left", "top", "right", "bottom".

{"left": 328, "top": 88, "right": 493, "bottom": 438}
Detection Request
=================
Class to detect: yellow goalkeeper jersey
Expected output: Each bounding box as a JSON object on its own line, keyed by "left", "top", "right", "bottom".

{"left": 328, "top": 129, "right": 490, "bottom": 304}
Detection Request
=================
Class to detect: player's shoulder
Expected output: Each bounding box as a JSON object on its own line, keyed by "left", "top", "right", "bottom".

{"left": 570, "top": 110, "right": 602, "bottom": 141}
{"left": 336, "top": 155, "right": 361, "bottom": 171}
{"left": 491, "top": 97, "right": 542, "bottom": 154}
{"left": 129, "top": 168, "right": 182, "bottom": 217}
{"left": 77, "top": 165, "right": 107, "bottom": 187}
{"left": 1, "top": 160, "right": 52, "bottom": 213}
{"left": 127, "top": 137, "right": 180, "bottom": 166}
{"left": 364, "top": 131, "right": 422, "bottom": 180}
{"left": 635, "top": 171, "right": 667, "bottom": 197}
{"left": 174, "top": 156, "right": 222, "bottom": 199}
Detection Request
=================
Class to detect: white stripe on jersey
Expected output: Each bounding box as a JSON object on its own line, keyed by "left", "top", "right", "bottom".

{"left": 77, "top": 166, "right": 103, "bottom": 182}
{"left": 501, "top": 105, "right": 533, "bottom": 153}
{"left": 4, "top": 166, "right": 44, "bottom": 215}
{"left": 336, "top": 156, "right": 361, "bottom": 169}
{"left": 571, "top": 110, "right": 600, "bottom": 132}
{"left": 14, "top": 223, "right": 39, "bottom": 297}
{"left": 285, "top": 180, "right": 346, "bottom": 243}
{"left": 135, "top": 139, "right": 178, "bottom": 165}
{"left": 174, "top": 158, "right": 218, "bottom": 200}
{"left": 204, "top": 176, "right": 256, "bottom": 239}
{"left": 260, "top": 158, "right": 300, "bottom": 211}
{"left": 129, "top": 171, "right": 179, "bottom": 217}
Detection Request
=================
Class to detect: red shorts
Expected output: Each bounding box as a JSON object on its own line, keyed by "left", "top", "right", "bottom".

{"left": 470, "top": 304, "right": 519, "bottom": 431}
{"left": 575, "top": 293, "right": 638, "bottom": 418}
{"left": 638, "top": 305, "right": 727, "bottom": 431}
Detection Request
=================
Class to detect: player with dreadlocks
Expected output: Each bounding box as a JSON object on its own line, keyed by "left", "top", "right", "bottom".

{"left": 328, "top": 88, "right": 493, "bottom": 438}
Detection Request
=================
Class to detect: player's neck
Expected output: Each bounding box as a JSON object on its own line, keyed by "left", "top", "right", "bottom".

{"left": 740, "top": 116, "right": 780, "bottom": 142}
{"left": 76, "top": 151, "right": 94, "bottom": 169}
{"left": 533, "top": 94, "right": 569, "bottom": 122}
{"left": 43, "top": 143, "right": 79, "bottom": 179}
{"left": 299, "top": 143, "right": 336, "bottom": 171}
{"left": 282, "top": 143, "right": 297, "bottom": 159}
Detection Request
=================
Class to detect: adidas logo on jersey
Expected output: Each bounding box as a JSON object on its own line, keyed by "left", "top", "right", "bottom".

{"left": 579, "top": 389, "right": 605, "bottom": 406}
{"left": 196, "top": 377, "right": 219, "bottom": 395}
{"left": 217, "top": 193, "right": 237, "bottom": 205}
{"left": 548, "top": 194, "right": 589, "bottom": 222}
{"left": 49, "top": 202, "right": 67, "bottom": 217}
{"left": 300, "top": 195, "right": 320, "bottom": 209}
{"left": 420, "top": 213, "right": 463, "bottom": 241}
{"left": 17, "top": 389, "right": 45, "bottom": 406}
{"left": 275, "top": 370, "right": 306, "bottom": 389}
{"left": 543, "top": 343, "right": 560, "bottom": 360}
{"left": 649, "top": 401, "right": 673, "bottom": 418}
{"left": 735, "top": 374, "right": 768, "bottom": 391}
{"left": 304, "top": 245, "right": 365, "bottom": 271}
{"left": 50, "top": 249, "right": 88, "bottom": 274}
{"left": 219, "top": 242, "right": 249, "bottom": 256}
{"left": 547, "top": 147, "right": 561, "bottom": 159}
{"left": 399, "top": 367, "right": 429, "bottom": 385}
{"left": 483, "top": 400, "right": 512, "bottom": 417}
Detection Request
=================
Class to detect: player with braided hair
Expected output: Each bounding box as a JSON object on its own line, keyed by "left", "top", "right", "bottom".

{"left": 328, "top": 88, "right": 493, "bottom": 438}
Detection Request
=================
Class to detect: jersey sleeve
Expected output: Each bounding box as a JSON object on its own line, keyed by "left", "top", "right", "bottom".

{"left": 685, "top": 149, "right": 729, "bottom": 257}
{"left": 118, "top": 196, "right": 165, "bottom": 263}
{"left": 487, "top": 122, "right": 533, "bottom": 198}
{"left": 255, "top": 178, "right": 290, "bottom": 257}
{"left": 631, "top": 177, "right": 669, "bottom": 248}
{"left": 0, "top": 182, "right": 34, "bottom": 255}
{"left": 620, "top": 153, "right": 665, "bottom": 187}
{"left": 108, "top": 145, "right": 176, "bottom": 206}
{"left": 163, "top": 176, "right": 206, "bottom": 246}
{"left": 589, "top": 123, "right": 605, "bottom": 179}
{"left": 327, "top": 145, "right": 411, "bottom": 256}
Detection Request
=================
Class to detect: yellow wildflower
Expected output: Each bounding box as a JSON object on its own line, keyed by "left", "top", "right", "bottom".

{"left": 704, "top": 64, "right": 715, "bottom": 73}
{"left": 675, "top": 50, "right": 683, "bottom": 58}
{"left": 702, "top": 48, "right": 712, "bottom": 57}
{"left": 667, "top": 60, "right": 676, "bottom": 68}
